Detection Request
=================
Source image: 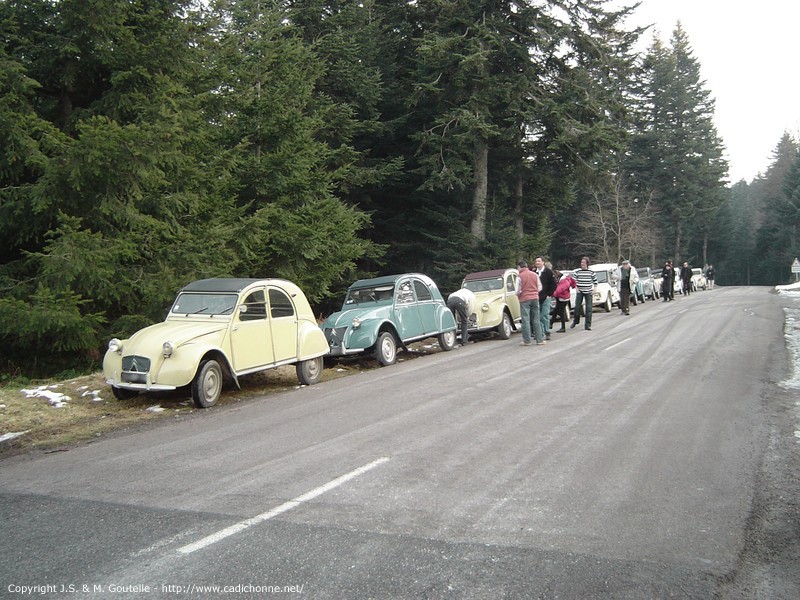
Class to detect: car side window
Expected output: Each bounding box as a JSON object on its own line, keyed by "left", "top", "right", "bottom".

{"left": 413, "top": 280, "right": 432, "bottom": 302}
{"left": 506, "top": 274, "right": 516, "bottom": 292}
{"left": 240, "top": 290, "right": 267, "bottom": 321}
{"left": 269, "top": 288, "right": 295, "bottom": 318}
{"left": 396, "top": 281, "right": 415, "bottom": 305}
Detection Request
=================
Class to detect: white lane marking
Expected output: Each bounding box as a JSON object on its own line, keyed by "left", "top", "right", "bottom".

{"left": 178, "top": 457, "right": 390, "bottom": 555}
{"left": 605, "top": 337, "right": 631, "bottom": 351}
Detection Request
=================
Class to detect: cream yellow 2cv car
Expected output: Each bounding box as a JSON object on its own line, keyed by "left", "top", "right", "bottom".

{"left": 103, "top": 278, "right": 329, "bottom": 408}
{"left": 461, "top": 268, "right": 521, "bottom": 339}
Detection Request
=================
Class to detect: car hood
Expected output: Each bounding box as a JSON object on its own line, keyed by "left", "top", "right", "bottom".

{"left": 322, "top": 306, "right": 390, "bottom": 328}
{"left": 473, "top": 291, "right": 506, "bottom": 305}
{"left": 125, "top": 320, "right": 229, "bottom": 353}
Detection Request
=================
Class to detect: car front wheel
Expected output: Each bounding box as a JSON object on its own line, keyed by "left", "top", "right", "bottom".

{"left": 438, "top": 330, "right": 456, "bottom": 351}
{"left": 192, "top": 359, "right": 223, "bottom": 408}
{"left": 604, "top": 295, "right": 612, "bottom": 312}
{"left": 498, "top": 312, "right": 512, "bottom": 339}
{"left": 296, "top": 356, "right": 323, "bottom": 385}
{"left": 111, "top": 386, "right": 138, "bottom": 400}
{"left": 376, "top": 332, "right": 397, "bottom": 366}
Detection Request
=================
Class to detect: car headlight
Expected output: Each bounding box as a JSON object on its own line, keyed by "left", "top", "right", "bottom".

{"left": 108, "top": 338, "right": 123, "bottom": 353}
{"left": 481, "top": 302, "right": 490, "bottom": 312}
{"left": 162, "top": 341, "right": 175, "bottom": 358}
{"left": 352, "top": 317, "right": 362, "bottom": 329}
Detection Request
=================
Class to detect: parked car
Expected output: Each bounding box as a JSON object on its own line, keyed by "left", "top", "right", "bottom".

{"left": 691, "top": 268, "right": 708, "bottom": 291}
{"left": 637, "top": 267, "right": 659, "bottom": 300}
{"left": 460, "top": 268, "right": 521, "bottom": 339}
{"left": 103, "top": 278, "right": 329, "bottom": 408}
{"left": 651, "top": 269, "right": 664, "bottom": 299}
{"left": 321, "top": 273, "right": 457, "bottom": 366}
{"left": 588, "top": 263, "right": 621, "bottom": 312}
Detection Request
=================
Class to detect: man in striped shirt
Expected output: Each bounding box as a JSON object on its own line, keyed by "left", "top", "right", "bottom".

{"left": 571, "top": 256, "right": 598, "bottom": 331}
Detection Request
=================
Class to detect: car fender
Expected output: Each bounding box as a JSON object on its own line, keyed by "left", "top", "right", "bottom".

{"left": 437, "top": 305, "right": 457, "bottom": 330}
{"left": 346, "top": 318, "right": 394, "bottom": 351}
{"left": 154, "top": 340, "right": 233, "bottom": 388}
{"left": 297, "top": 319, "right": 329, "bottom": 359}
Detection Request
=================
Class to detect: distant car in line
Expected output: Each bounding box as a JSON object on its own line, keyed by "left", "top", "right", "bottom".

{"left": 460, "top": 268, "right": 521, "bottom": 339}
{"left": 321, "top": 273, "right": 457, "bottom": 366}
{"left": 588, "top": 263, "right": 621, "bottom": 312}
{"left": 691, "top": 268, "right": 708, "bottom": 291}
{"left": 103, "top": 278, "right": 329, "bottom": 408}
{"left": 636, "top": 267, "right": 661, "bottom": 300}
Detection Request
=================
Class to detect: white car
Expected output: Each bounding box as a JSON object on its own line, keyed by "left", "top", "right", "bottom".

{"left": 550, "top": 269, "right": 578, "bottom": 321}
{"left": 691, "top": 268, "right": 708, "bottom": 291}
{"left": 588, "top": 263, "right": 620, "bottom": 312}
{"left": 637, "top": 267, "right": 659, "bottom": 300}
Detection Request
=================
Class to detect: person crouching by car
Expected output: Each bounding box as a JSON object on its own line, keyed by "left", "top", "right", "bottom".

{"left": 613, "top": 259, "right": 639, "bottom": 316}
{"left": 551, "top": 270, "right": 576, "bottom": 332}
{"left": 447, "top": 287, "right": 476, "bottom": 345}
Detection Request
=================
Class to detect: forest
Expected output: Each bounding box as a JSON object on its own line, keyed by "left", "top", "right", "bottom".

{"left": 2, "top": 0, "right": 799, "bottom": 377}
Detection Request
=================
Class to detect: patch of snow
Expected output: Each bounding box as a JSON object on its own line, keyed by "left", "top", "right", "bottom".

{"left": 21, "top": 386, "right": 70, "bottom": 408}
{"left": 81, "top": 389, "right": 104, "bottom": 402}
{"left": 0, "top": 431, "right": 30, "bottom": 443}
{"left": 145, "top": 405, "right": 165, "bottom": 413}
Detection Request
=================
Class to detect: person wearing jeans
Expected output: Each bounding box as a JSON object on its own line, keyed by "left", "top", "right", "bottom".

{"left": 571, "top": 256, "right": 597, "bottom": 331}
{"left": 515, "top": 260, "right": 545, "bottom": 345}
{"left": 535, "top": 257, "right": 556, "bottom": 341}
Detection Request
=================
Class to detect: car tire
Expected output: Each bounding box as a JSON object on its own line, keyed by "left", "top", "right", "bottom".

{"left": 296, "top": 356, "right": 323, "bottom": 386}
{"left": 497, "top": 312, "right": 512, "bottom": 340}
{"left": 438, "top": 330, "right": 456, "bottom": 351}
{"left": 604, "top": 295, "right": 612, "bottom": 312}
{"left": 565, "top": 303, "right": 572, "bottom": 322}
{"left": 376, "top": 332, "right": 397, "bottom": 366}
{"left": 192, "top": 359, "right": 223, "bottom": 408}
{"left": 111, "top": 386, "right": 138, "bottom": 400}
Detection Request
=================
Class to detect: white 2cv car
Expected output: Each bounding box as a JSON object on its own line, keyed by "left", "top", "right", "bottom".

{"left": 103, "top": 278, "right": 329, "bottom": 408}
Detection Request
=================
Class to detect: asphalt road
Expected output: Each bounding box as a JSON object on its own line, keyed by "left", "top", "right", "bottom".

{"left": 2, "top": 286, "right": 799, "bottom": 599}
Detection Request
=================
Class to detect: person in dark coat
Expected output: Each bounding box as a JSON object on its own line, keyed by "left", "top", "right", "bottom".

{"left": 661, "top": 260, "right": 675, "bottom": 301}
{"left": 680, "top": 261, "right": 693, "bottom": 296}
{"left": 535, "top": 257, "right": 557, "bottom": 341}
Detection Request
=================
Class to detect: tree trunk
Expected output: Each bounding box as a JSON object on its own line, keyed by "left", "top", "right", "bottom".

{"left": 470, "top": 138, "right": 488, "bottom": 242}
{"left": 514, "top": 174, "right": 524, "bottom": 237}
{"left": 673, "top": 219, "right": 682, "bottom": 263}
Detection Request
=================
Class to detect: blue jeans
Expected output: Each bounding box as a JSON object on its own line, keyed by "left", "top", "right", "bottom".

{"left": 539, "top": 297, "right": 552, "bottom": 336}
{"left": 573, "top": 290, "right": 593, "bottom": 328}
{"left": 520, "top": 299, "right": 543, "bottom": 343}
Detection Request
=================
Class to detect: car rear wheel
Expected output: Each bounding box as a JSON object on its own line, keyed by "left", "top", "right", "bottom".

{"left": 296, "top": 356, "right": 323, "bottom": 385}
{"left": 497, "top": 312, "right": 512, "bottom": 339}
{"left": 192, "top": 359, "right": 222, "bottom": 408}
{"left": 438, "top": 330, "right": 456, "bottom": 351}
{"left": 376, "top": 332, "right": 397, "bottom": 366}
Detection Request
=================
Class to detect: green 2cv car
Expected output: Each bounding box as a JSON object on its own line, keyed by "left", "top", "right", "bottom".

{"left": 103, "top": 278, "right": 329, "bottom": 408}
{"left": 321, "top": 273, "right": 458, "bottom": 366}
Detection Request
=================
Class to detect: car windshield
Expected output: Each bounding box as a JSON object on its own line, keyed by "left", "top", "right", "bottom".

{"left": 594, "top": 271, "right": 609, "bottom": 283}
{"left": 171, "top": 292, "right": 238, "bottom": 315}
{"left": 692, "top": 269, "right": 702, "bottom": 275}
{"left": 344, "top": 284, "right": 394, "bottom": 305}
{"left": 463, "top": 277, "right": 504, "bottom": 293}
{"left": 637, "top": 268, "right": 649, "bottom": 277}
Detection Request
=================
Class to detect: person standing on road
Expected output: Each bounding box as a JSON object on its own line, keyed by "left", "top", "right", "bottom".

{"left": 706, "top": 264, "right": 716, "bottom": 289}
{"left": 551, "top": 270, "right": 576, "bottom": 332}
{"left": 446, "top": 287, "right": 476, "bottom": 345}
{"left": 515, "top": 260, "right": 545, "bottom": 346}
{"left": 571, "top": 257, "right": 597, "bottom": 330}
{"left": 613, "top": 259, "right": 639, "bottom": 316}
{"left": 535, "top": 257, "right": 557, "bottom": 341}
{"left": 662, "top": 260, "right": 675, "bottom": 301}
{"left": 681, "top": 261, "right": 693, "bottom": 296}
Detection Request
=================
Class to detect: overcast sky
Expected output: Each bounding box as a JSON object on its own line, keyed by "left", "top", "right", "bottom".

{"left": 622, "top": 0, "right": 800, "bottom": 183}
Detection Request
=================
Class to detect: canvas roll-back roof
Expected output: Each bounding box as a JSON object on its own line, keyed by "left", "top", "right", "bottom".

{"left": 181, "top": 278, "right": 292, "bottom": 293}
{"left": 463, "top": 268, "right": 512, "bottom": 281}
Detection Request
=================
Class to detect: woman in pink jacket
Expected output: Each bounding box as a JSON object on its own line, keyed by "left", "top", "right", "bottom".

{"left": 550, "top": 270, "right": 576, "bottom": 333}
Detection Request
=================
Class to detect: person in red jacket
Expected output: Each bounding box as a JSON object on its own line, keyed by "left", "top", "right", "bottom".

{"left": 551, "top": 270, "right": 576, "bottom": 332}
